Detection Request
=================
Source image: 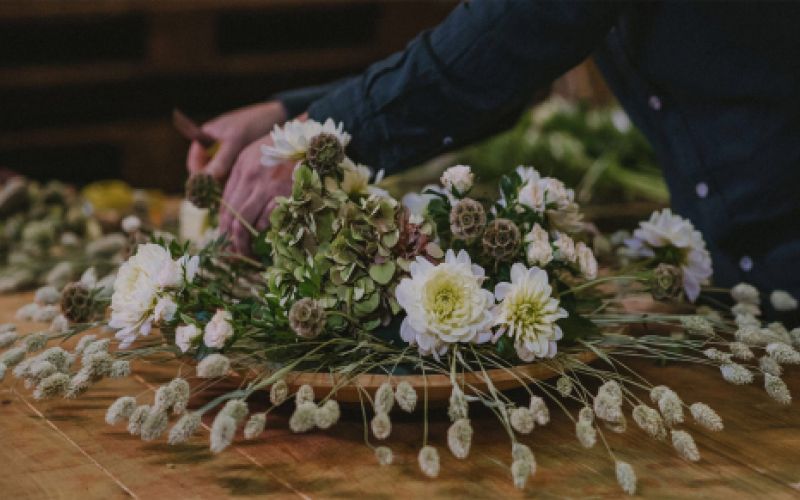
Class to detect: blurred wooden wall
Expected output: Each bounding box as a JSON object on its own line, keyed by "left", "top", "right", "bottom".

{"left": 0, "top": 0, "right": 610, "bottom": 192}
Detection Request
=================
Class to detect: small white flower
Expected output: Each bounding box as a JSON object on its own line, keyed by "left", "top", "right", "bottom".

{"left": 244, "top": 413, "right": 267, "bottom": 439}
{"left": 632, "top": 404, "right": 666, "bottom": 440}
{"left": 765, "top": 343, "right": 800, "bottom": 364}
{"left": 553, "top": 231, "right": 576, "bottom": 262}
{"left": 518, "top": 178, "right": 546, "bottom": 212}
{"left": 395, "top": 250, "right": 495, "bottom": 357}
{"left": 289, "top": 402, "right": 317, "bottom": 433}
{"left": 395, "top": 381, "right": 417, "bottom": 413}
{"left": 140, "top": 409, "right": 169, "bottom": 441}
{"left": 770, "top": 290, "right": 798, "bottom": 312}
{"left": 575, "top": 242, "right": 598, "bottom": 279}
{"left": 759, "top": 355, "right": 782, "bottom": 376}
{"left": 524, "top": 223, "right": 553, "bottom": 266}
{"left": 153, "top": 296, "right": 177, "bottom": 324}
{"left": 374, "top": 382, "right": 395, "bottom": 414}
{"left": 731, "top": 282, "right": 760, "bottom": 305}
{"left": 510, "top": 407, "right": 535, "bottom": 434}
{"left": 196, "top": 354, "right": 230, "bottom": 378}
{"left": 575, "top": 420, "right": 596, "bottom": 448}
{"left": 261, "top": 118, "right": 350, "bottom": 167}
{"left": 105, "top": 396, "right": 137, "bottom": 425}
{"left": 371, "top": 412, "right": 392, "bottom": 440}
{"left": 720, "top": 362, "right": 753, "bottom": 385}
{"left": 440, "top": 165, "right": 474, "bottom": 194}
{"left": 511, "top": 460, "right": 531, "bottom": 490}
{"left": 493, "top": 263, "right": 567, "bottom": 361}
{"left": 210, "top": 414, "right": 237, "bottom": 453}
{"left": 447, "top": 418, "right": 473, "bottom": 459}
{"left": 270, "top": 379, "right": 289, "bottom": 406}
{"left": 671, "top": 429, "right": 700, "bottom": 462}
{"left": 615, "top": 461, "right": 637, "bottom": 495}
{"left": 203, "top": 309, "right": 234, "bottom": 349}
{"left": 314, "top": 400, "right": 340, "bottom": 429}
{"left": 375, "top": 446, "right": 394, "bottom": 466}
{"left": 418, "top": 446, "right": 440, "bottom": 478}
{"left": 690, "top": 402, "right": 723, "bottom": 431}
{"left": 34, "top": 286, "right": 60, "bottom": 306}
{"left": 168, "top": 413, "right": 201, "bottom": 445}
{"left": 625, "top": 209, "right": 713, "bottom": 302}
{"left": 529, "top": 396, "right": 549, "bottom": 426}
{"left": 764, "top": 373, "right": 791, "bottom": 405}
{"left": 121, "top": 215, "right": 141, "bottom": 234}
{"left": 175, "top": 324, "right": 201, "bottom": 353}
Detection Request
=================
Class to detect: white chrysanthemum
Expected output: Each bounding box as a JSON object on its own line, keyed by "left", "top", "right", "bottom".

{"left": 109, "top": 244, "right": 173, "bottom": 348}
{"left": 440, "top": 165, "right": 474, "bottom": 194}
{"left": 203, "top": 309, "right": 234, "bottom": 349}
{"left": 493, "top": 263, "right": 567, "bottom": 361}
{"left": 260, "top": 118, "right": 350, "bottom": 167}
{"left": 175, "top": 324, "right": 201, "bottom": 353}
{"left": 625, "top": 209, "right": 713, "bottom": 302}
{"left": 396, "top": 250, "right": 494, "bottom": 356}
{"left": 524, "top": 223, "right": 553, "bottom": 266}
{"left": 770, "top": 290, "right": 798, "bottom": 312}
{"left": 575, "top": 242, "right": 597, "bottom": 279}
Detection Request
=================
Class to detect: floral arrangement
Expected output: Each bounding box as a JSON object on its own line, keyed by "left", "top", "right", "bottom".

{"left": 1, "top": 118, "right": 798, "bottom": 495}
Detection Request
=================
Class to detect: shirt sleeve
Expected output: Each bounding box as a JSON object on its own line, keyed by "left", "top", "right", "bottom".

{"left": 306, "top": 0, "right": 626, "bottom": 174}
{"left": 273, "top": 77, "right": 355, "bottom": 119}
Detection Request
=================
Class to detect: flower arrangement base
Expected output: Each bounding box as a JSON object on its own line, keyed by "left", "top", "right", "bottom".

{"left": 281, "top": 350, "right": 598, "bottom": 403}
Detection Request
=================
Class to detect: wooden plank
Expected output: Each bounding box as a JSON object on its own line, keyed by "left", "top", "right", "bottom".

{"left": 1, "top": 291, "right": 799, "bottom": 498}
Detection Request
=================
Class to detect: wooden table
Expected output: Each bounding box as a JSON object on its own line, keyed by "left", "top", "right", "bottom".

{"left": 2, "top": 292, "right": 799, "bottom": 499}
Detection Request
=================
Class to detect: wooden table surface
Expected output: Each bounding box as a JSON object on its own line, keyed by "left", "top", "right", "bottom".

{"left": 2, "top": 292, "right": 799, "bottom": 499}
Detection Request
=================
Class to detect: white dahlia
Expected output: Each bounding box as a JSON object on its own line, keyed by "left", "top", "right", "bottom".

{"left": 109, "top": 244, "right": 174, "bottom": 348}
{"left": 625, "top": 209, "right": 713, "bottom": 301}
{"left": 395, "top": 250, "right": 495, "bottom": 356}
{"left": 260, "top": 118, "right": 350, "bottom": 167}
{"left": 493, "top": 264, "right": 567, "bottom": 360}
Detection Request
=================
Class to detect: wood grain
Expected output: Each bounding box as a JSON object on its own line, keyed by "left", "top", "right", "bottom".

{"left": 1, "top": 292, "right": 799, "bottom": 498}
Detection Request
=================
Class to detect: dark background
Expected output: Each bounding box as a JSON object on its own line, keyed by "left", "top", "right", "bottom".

{"left": 0, "top": 0, "right": 608, "bottom": 193}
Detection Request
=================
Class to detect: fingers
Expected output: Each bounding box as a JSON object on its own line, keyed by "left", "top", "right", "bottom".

{"left": 254, "top": 199, "right": 278, "bottom": 232}
{"left": 204, "top": 141, "right": 242, "bottom": 181}
{"left": 186, "top": 141, "right": 208, "bottom": 173}
{"left": 231, "top": 191, "right": 266, "bottom": 254}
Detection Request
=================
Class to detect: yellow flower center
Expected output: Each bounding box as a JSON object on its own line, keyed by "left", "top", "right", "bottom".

{"left": 510, "top": 300, "right": 542, "bottom": 329}
{"left": 425, "top": 272, "right": 467, "bottom": 323}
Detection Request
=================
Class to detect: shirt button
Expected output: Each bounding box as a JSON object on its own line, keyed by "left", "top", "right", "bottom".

{"left": 648, "top": 95, "right": 662, "bottom": 111}
{"left": 695, "top": 182, "right": 709, "bottom": 198}
{"left": 739, "top": 255, "right": 753, "bottom": 272}
{"left": 442, "top": 136, "right": 453, "bottom": 146}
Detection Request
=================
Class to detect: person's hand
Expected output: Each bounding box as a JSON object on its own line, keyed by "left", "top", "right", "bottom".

{"left": 219, "top": 134, "right": 295, "bottom": 254}
{"left": 186, "top": 101, "right": 287, "bottom": 180}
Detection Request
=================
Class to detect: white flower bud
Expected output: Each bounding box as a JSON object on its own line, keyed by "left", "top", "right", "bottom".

{"left": 615, "top": 461, "right": 637, "bottom": 495}
{"left": 128, "top": 405, "right": 151, "bottom": 435}
{"left": 671, "top": 429, "right": 700, "bottom": 461}
{"left": 556, "top": 376, "right": 573, "bottom": 396}
{"left": 511, "top": 459, "right": 530, "bottom": 490}
{"left": 759, "top": 355, "right": 782, "bottom": 376}
{"left": 689, "top": 402, "right": 723, "bottom": 431}
{"left": 720, "top": 363, "right": 754, "bottom": 385}
{"left": 295, "top": 384, "right": 315, "bottom": 406}
{"left": 731, "top": 282, "right": 760, "bottom": 305}
{"left": 729, "top": 342, "right": 754, "bottom": 361}
{"left": 575, "top": 420, "right": 597, "bottom": 448}
{"left": 447, "top": 418, "right": 473, "bottom": 459}
{"left": 244, "top": 413, "right": 267, "bottom": 440}
{"left": 657, "top": 390, "right": 684, "bottom": 426}
{"left": 0, "top": 346, "right": 25, "bottom": 367}
{"left": 0, "top": 331, "right": 18, "bottom": 348}
{"left": 371, "top": 412, "right": 392, "bottom": 440}
{"left": 163, "top": 378, "right": 189, "bottom": 415}
{"left": 270, "top": 379, "right": 289, "bottom": 406}
{"left": 395, "top": 381, "right": 417, "bottom": 413}
{"left": 110, "top": 360, "right": 131, "bottom": 378}
{"left": 632, "top": 404, "right": 666, "bottom": 440}
{"left": 764, "top": 374, "right": 791, "bottom": 405}
{"left": 106, "top": 396, "right": 138, "bottom": 425}
{"left": 289, "top": 402, "right": 317, "bottom": 433}
{"left": 440, "top": 165, "right": 474, "bottom": 194}
{"left": 765, "top": 343, "right": 800, "bottom": 364}
{"left": 196, "top": 354, "right": 230, "bottom": 378}
{"left": 221, "top": 399, "right": 248, "bottom": 423}
{"left": 203, "top": 309, "right": 234, "bottom": 349}
{"left": 374, "top": 382, "right": 395, "bottom": 414}
{"left": 770, "top": 290, "right": 797, "bottom": 312}
{"left": 375, "top": 446, "right": 394, "bottom": 466}
{"left": 33, "top": 372, "right": 69, "bottom": 400}
{"left": 121, "top": 215, "right": 142, "bottom": 234}
{"left": 140, "top": 409, "right": 169, "bottom": 441}
{"left": 510, "top": 407, "right": 536, "bottom": 434}
{"left": 175, "top": 324, "right": 201, "bottom": 353}
{"left": 314, "top": 400, "right": 340, "bottom": 430}
{"left": 210, "top": 414, "right": 237, "bottom": 453}
{"left": 529, "top": 396, "right": 549, "bottom": 426}
{"left": 448, "top": 386, "right": 468, "bottom": 421}
{"left": 418, "top": 446, "right": 440, "bottom": 478}
{"left": 168, "top": 413, "right": 201, "bottom": 445}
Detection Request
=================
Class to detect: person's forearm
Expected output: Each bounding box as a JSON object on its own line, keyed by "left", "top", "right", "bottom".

{"left": 307, "top": 0, "right": 626, "bottom": 175}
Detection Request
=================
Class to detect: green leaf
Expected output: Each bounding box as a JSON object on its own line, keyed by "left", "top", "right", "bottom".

{"left": 353, "top": 291, "right": 381, "bottom": 315}
{"left": 368, "top": 261, "right": 396, "bottom": 285}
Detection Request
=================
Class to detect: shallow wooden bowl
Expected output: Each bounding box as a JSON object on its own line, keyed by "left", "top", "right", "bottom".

{"left": 282, "top": 350, "right": 598, "bottom": 403}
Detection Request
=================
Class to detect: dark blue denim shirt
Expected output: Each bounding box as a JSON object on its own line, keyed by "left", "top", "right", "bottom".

{"left": 276, "top": 1, "right": 800, "bottom": 300}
